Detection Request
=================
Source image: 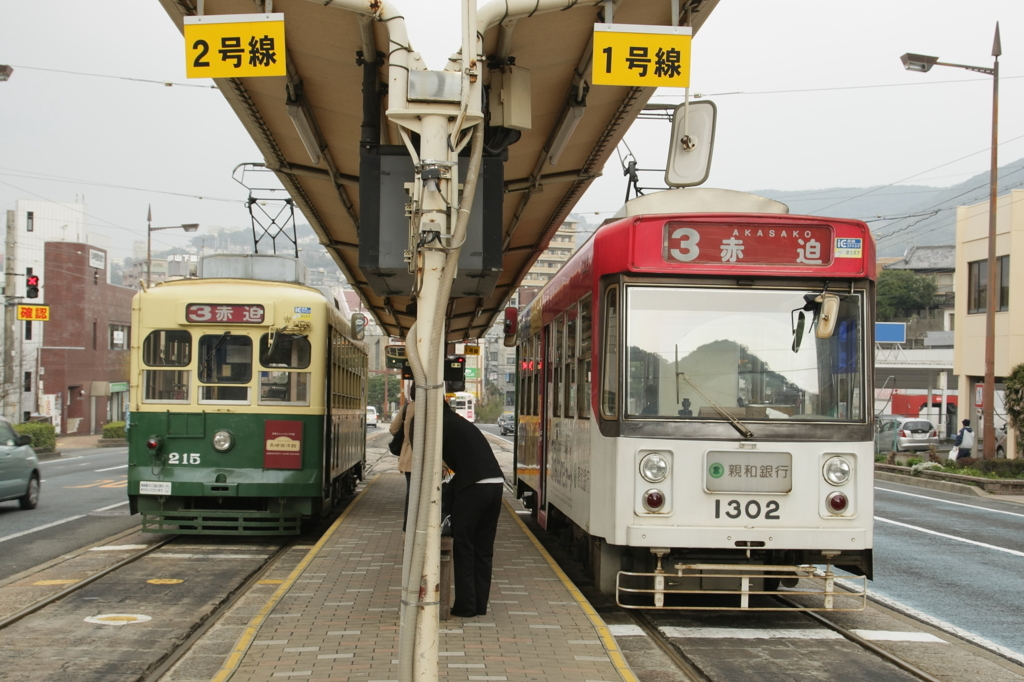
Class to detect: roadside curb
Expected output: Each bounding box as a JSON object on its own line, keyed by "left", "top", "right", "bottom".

{"left": 874, "top": 470, "right": 1024, "bottom": 505}
{"left": 37, "top": 451, "right": 64, "bottom": 462}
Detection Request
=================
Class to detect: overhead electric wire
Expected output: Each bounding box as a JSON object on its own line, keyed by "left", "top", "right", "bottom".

{"left": 8, "top": 64, "right": 217, "bottom": 89}
{"left": 652, "top": 73, "right": 1024, "bottom": 99}
{"left": 0, "top": 168, "right": 238, "bottom": 203}
{"left": 0, "top": 178, "right": 201, "bottom": 259}
{"left": 872, "top": 165, "right": 1024, "bottom": 243}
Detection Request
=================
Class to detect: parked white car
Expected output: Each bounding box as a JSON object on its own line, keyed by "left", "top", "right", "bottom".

{"left": 366, "top": 406, "right": 378, "bottom": 428}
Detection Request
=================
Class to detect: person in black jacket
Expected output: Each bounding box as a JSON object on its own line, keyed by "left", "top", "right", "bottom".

{"left": 440, "top": 400, "right": 504, "bottom": 618}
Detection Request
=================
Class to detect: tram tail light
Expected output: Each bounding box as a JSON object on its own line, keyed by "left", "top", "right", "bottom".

{"left": 825, "top": 491, "right": 848, "bottom": 514}
{"left": 146, "top": 436, "right": 162, "bottom": 453}
{"left": 643, "top": 489, "right": 665, "bottom": 512}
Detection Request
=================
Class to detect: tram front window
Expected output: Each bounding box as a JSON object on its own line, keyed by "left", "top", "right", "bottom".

{"left": 142, "top": 330, "right": 191, "bottom": 403}
{"left": 198, "top": 334, "right": 252, "bottom": 403}
{"left": 624, "top": 286, "right": 865, "bottom": 422}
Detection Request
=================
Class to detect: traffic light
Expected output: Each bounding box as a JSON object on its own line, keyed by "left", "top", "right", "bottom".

{"left": 445, "top": 355, "right": 466, "bottom": 392}
{"left": 25, "top": 275, "right": 39, "bottom": 299}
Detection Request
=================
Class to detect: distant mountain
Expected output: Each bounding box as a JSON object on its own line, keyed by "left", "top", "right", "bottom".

{"left": 750, "top": 158, "right": 1024, "bottom": 257}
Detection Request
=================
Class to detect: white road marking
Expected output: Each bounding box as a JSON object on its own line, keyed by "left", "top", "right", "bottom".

{"left": 149, "top": 553, "right": 270, "bottom": 560}
{"left": 93, "top": 501, "right": 129, "bottom": 512}
{"left": 0, "top": 515, "right": 87, "bottom": 543}
{"left": 877, "top": 486, "right": 1024, "bottom": 517}
{"left": 41, "top": 456, "right": 84, "bottom": 463}
{"left": 0, "top": 501, "right": 128, "bottom": 542}
{"left": 843, "top": 579, "right": 1024, "bottom": 667}
{"left": 659, "top": 626, "right": 944, "bottom": 643}
{"left": 94, "top": 464, "right": 128, "bottom": 472}
{"left": 875, "top": 516, "right": 1024, "bottom": 558}
{"left": 607, "top": 624, "right": 645, "bottom": 636}
{"left": 661, "top": 627, "right": 843, "bottom": 640}
{"left": 852, "top": 630, "right": 944, "bottom": 643}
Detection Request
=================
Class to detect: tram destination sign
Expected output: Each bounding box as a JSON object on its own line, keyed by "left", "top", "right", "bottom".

{"left": 186, "top": 303, "right": 265, "bottom": 324}
{"left": 663, "top": 223, "right": 834, "bottom": 266}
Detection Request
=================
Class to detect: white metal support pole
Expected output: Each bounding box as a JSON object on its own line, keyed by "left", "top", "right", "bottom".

{"left": 409, "top": 113, "right": 449, "bottom": 682}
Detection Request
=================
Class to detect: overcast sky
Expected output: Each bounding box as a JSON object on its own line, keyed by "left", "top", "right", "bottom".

{"left": 2, "top": 0, "right": 1023, "bottom": 262}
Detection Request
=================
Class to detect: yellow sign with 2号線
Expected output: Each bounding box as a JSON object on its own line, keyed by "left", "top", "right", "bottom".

{"left": 592, "top": 23, "right": 691, "bottom": 88}
{"left": 184, "top": 14, "right": 286, "bottom": 79}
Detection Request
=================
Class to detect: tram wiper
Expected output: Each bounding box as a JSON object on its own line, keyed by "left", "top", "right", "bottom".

{"left": 675, "top": 345, "right": 754, "bottom": 439}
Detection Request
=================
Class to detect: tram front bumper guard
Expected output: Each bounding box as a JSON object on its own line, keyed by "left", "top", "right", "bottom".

{"left": 142, "top": 509, "right": 302, "bottom": 535}
{"left": 616, "top": 561, "right": 867, "bottom": 611}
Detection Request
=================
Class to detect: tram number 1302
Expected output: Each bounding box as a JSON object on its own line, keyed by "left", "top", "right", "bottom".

{"left": 715, "top": 499, "right": 781, "bottom": 520}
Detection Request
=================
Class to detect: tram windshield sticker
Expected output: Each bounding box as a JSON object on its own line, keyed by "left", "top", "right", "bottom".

{"left": 186, "top": 304, "right": 265, "bottom": 324}
{"left": 663, "top": 223, "right": 833, "bottom": 266}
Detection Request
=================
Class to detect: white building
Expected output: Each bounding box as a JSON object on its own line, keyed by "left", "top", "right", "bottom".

{"left": 3, "top": 201, "right": 109, "bottom": 421}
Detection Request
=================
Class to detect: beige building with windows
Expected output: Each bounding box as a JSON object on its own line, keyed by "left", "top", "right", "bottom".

{"left": 953, "top": 189, "right": 1022, "bottom": 458}
{"left": 519, "top": 219, "right": 579, "bottom": 287}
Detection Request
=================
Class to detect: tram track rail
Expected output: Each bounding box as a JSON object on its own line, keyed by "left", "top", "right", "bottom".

{"left": 0, "top": 535, "right": 178, "bottom": 631}
{"left": 772, "top": 593, "right": 946, "bottom": 682}
{"left": 140, "top": 538, "right": 297, "bottom": 682}
{"left": 627, "top": 610, "right": 710, "bottom": 682}
{"left": 627, "top": 593, "right": 948, "bottom": 682}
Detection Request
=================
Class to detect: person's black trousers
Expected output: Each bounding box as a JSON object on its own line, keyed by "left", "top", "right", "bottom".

{"left": 450, "top": 483, "right": 503, "bottom": 616}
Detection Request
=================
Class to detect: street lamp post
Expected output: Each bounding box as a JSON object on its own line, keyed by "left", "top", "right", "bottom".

{"left": 901, "top": 23, "right": 1001, "bottom": 459}
{"left": 146, "top": 204, "right": 199, "bottom": 287}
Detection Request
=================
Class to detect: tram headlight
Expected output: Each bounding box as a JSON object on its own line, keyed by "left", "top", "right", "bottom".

{"left": 212, "top": 430, "right": 234, "bottom": 452}
{"left": 822, "top": 456, "right": 852, "bottom": 486}
{"left": 639, "top": 453, "right": 670, "bottom": 483}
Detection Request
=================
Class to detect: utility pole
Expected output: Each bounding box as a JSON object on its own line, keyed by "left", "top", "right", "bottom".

{"left": 4, "top": 210, "right": 18, "bottom": 420}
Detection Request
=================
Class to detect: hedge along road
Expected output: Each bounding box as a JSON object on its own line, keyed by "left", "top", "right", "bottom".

{"left": 0, "top": 447, "right": 137, "bottom": 581}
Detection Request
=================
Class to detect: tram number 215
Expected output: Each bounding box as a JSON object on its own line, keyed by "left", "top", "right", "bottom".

{"left": 715, "top": 499, "right": 780, "bottom": 520}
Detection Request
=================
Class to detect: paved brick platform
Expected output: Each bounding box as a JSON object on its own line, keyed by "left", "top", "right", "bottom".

{"left": 219, "top": 472, "right": 633, "bottom": 682}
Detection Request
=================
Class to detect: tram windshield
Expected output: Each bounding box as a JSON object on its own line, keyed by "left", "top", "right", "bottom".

{"left": 624, "top": 286, "right": 865, "bottom": 422}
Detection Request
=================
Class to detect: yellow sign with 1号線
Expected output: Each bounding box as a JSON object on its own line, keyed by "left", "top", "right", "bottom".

{"left": 592, "top": 23, "right": 691, "bottom": 88}
{"left": 184, "top": 14, "right": 286, "bottom": 79}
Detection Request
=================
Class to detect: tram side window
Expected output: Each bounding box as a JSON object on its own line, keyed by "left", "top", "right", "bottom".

{"left": 601, "top": 286, "right": 619, "bottom": 417}
{"left": 259, "top": 371, "right": 310, "bottom": 405}
{"left": 143, "top": 330, "right": 191, "bottom": 403}
{"left": 565, "top": 308, "right": 577, "bottom": 418}
{"left": 551, "top": 318, "right": 563, "bottom": 418}
{"left": 578, "top": 295, "right": 592, "bottom": 419}
{"left": 198, "top": 334, "right": 252, "bottom": 403}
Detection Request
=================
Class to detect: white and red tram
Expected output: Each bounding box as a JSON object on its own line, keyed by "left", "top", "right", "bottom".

{"left": 506, "top": 189, "right": 875, "bottom": 609}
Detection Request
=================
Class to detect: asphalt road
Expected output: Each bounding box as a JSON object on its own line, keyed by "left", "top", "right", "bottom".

{"left": 871, "top": 480, "right": 1024, "bottom": 658}
{"left": 0, "top": 447, "right": 138, "bottom": 581}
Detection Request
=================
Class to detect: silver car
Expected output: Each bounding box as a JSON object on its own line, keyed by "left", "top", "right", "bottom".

{"left": 0, "top": 417, "right": 40, "bottom": 510}
{"left": 497, "top": 412, "right": 515, "bottom": 436}
{"left": 876, "top": 417, "right": 939, "bottom": 454}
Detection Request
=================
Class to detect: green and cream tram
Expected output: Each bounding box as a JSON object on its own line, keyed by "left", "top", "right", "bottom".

{"left": 126, "top": 255, "right": 368, "bottom": 534}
